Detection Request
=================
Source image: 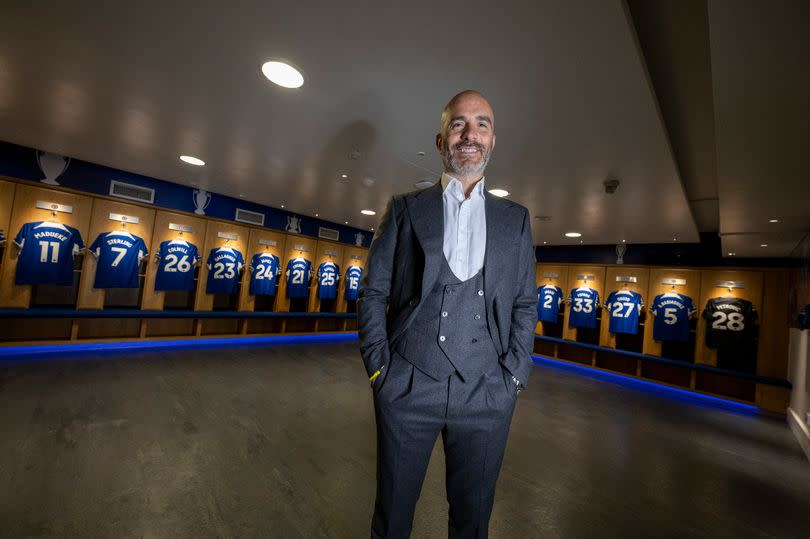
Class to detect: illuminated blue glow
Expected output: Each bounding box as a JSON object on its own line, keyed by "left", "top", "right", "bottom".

{"left": 0, "top": 333, "right": 359, "bottom": 360}
{"left": 532, "top": 354, "right": 760, "bottom": 413}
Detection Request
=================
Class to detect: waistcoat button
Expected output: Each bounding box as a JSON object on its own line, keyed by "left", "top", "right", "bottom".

{"left": 439, "top": 335, "right": 446, "bottom": 342}
{"left": 474, "top": 314, "right": 481, "bottom": 320}
{"left": 477, "top": 290, "right": 484, "bottom": 296}
{"left": 442, "top": 311, "right": 448, "bottom": 317}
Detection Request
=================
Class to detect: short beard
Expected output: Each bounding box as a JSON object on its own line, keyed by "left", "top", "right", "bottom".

{"left": 442, "top": 141, "right": 492, "bottom": 177}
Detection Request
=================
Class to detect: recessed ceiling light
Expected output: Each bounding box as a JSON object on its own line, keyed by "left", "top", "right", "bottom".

{"left": 769, "top": 219, "right": 779, "bottom": 223}
{"left": 760, "top": 244, "right": 768, "bottom": 247}
{"left": 673, "top": 238, "right": 677, "bottom": 241}
{"left": 728, "top": 252, "right": 736, "bottom": 256}
{"left": 580, "top": 240, "right": 584, "bottom": 244}
{"left": 488, "top": 189, "right": 509, "bottom": 197}
{"left": 281, "top": 204, "right": 284, "bottom": 208}
{"left": 565, "top": 232, "right": 582, "bottom": 238}
{"left": 180, "top": 155, "right": 205, "bottom": 166}
{"left": 315, "top": 213, "right": 319, "bottom": 217}
{"left": 370, "top": 227, "right": 374, "bottom": 231}
{"left": 239, "top": 194, "right": 244, "bottom": 198}
{"left": 622, "top": 239, "right": 626, "bottom": 243}
{"left": 340, "top": 174, "right": 348, "bottom": 179}
{"left": 261, "top": 61, "right": 304, "bottom": 88}
{"left": 361, "top": 209, "right": 376, "bottom": 216}
{"left": 543, "top": 241, "right": 547, "bottom": 244}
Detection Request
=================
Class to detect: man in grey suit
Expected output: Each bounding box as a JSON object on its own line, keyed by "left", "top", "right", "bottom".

{"left": 357, "top": 90, "right": 538, "bottom": 538}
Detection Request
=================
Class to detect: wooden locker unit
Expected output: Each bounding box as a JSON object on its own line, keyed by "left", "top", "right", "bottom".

{"left": 276, "top": 235, "right": 317, "bottom": 313}
{"left": 193, "top": 221, "right": 249, "bottom": 312}
{"left": 535, "top": 263, "right": 569, "bottom": 337}
{"left": 0, "top": 179, "right": 15, "bottom": 238}
{"left": 694, "top": 269, "right": 764, "bottom": 367}
{"left": 641, "top": 268, "right": 702, "bottom": 388}
{"left": 0, "top": 183, "right": 93, "bottom": 308}
{"left": 338, "top": 246, "right": 368, "bottom": 314}
{"left": 596, "top": 266, "right": 650, "bottom": 376}
{"left": 239, "top": 228, "right": 287, "bottom": 312}
{"left": 562, "top": 265, "right": 606, "bottom": 342}
{"left": 141, "top": 210, "right": 208, "bottom": 311}
{"left": 308, "top": 240, "right": 345, "bottom": 313}
{"left": 755, "top": 269, "right": 791, "bottom": 411}
{"left": 599, "top": 266, "right": 650, "bottom": 348}
{"left": 76, "top": 199, "right": 156, "bottom": 310}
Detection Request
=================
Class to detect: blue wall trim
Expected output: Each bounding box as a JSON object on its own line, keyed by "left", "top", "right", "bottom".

{"left": 532, "top": 354, "right": 760, "bottom": 413}
{"left": 0, "top": 139, "right": 372, "bottom": 248}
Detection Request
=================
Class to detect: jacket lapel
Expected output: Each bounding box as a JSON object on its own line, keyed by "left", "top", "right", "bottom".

{"left": 483, "top": 191, "right": 509, "bottom": 297}
{"left": 405, "top": 182, "right": 444, "bottom": 295}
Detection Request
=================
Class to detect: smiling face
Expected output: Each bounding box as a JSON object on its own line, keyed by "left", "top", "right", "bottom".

{"left": 436, "top": 91, "right": 496, "bottom": 180}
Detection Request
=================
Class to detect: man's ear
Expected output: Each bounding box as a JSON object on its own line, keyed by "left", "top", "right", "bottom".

{"left": 435, "top": 133, "right": 443, "bottom": 152}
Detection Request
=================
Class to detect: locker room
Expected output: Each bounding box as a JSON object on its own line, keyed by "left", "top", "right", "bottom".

{"left": 0, "top": 1, "right": 808, "bottom": 537}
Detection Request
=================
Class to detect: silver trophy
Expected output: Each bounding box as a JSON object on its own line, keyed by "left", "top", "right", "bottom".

{"left": 36, "top": 151, "right": 71, "bottom": 185}
{"left": 286, "top": 215, "right": 301, "bottom": 234}
{"left": 616, "top": 243, "right": 627, "bottom": 265}
{"left": 192, "top": 189, "right": 211, "bottom": 215}
{"left": 355, "top": 232, "right": 364, "bottom": 247}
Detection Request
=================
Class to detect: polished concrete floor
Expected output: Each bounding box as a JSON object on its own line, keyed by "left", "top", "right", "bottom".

{"left": 0, "top": 339, "right": 808, "bottom": 538}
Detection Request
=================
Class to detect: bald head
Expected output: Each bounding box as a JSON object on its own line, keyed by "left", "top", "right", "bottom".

{"left": 439, "top": 90, "right": 495, "bottom": 133}
{"left": 436, "top": 90, "right": 497, "bottom": 183}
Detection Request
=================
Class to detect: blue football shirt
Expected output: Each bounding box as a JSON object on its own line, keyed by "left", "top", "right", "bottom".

{"left": 13, "top": 221, "right": 85, "bottom": 285}
{"left": 651, "top": 292, "right": 696, "bottom": 342}
{"left": 154, "top": 239, "right": 199, "bottom": 291}
{"left": 89, "top": 230, "right": 148, "bottom": 288}
{"left": 249, "top": 252, "right": 281, "bottom": 296}
{"left": 605, "top": 289, "right": 644, "bottom": 334}
{"left": 344, "top": 265, "right": 363, "bottom": 301}
{"left": 205, "top": 247, "right": 245, "bottom": 294}
{"left": 317, "top": 261, "right": 340, "bottom": 300}
{"left": 537, "top": 285, "right": 564, "bottom": 323}
{"left": 568, "top": 287, "right": 600, "bottom": 329}
{"left": 285, "top": 257, "right": 312, "bottom": 298}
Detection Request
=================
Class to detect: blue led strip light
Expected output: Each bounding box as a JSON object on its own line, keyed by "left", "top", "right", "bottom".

{"left": 0, "top": 333, "right": 359, "bottom": 359}
{"left": 532, "top": 354, "right": 759, "bottom": 413}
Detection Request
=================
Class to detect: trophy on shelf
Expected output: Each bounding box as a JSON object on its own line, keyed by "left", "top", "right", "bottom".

{"left": 36, "top": 151, "right": 71, "bottom": 186}
{"left": 286, "top": 215, "right": 301, "bottom": 234}
{"left": 355, "top": 231, "right": 365, "bottom": 247}
{"left": 616, "top": 243, "right": 627, "bottom": 265}
{"left": 192, "top": 188, "right": 211, "bottom": 215}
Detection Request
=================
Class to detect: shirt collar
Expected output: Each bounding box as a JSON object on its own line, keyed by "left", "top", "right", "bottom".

{"left": 440, "top": 172, "right": 486, "bottom": 202}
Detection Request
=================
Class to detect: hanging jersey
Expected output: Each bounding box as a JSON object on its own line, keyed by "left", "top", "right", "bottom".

{"left": 568, "top": 287, "right": 600, "bottom": 329}
{"left": 344, "top": 265, "right": 363, "bottom": 301}
{"left": 537, "top": 285, "right": 564, "bottom": 323}
{"left": 0, "top": 229, "right": 6, "bottom": 245}
{"left": 89, "top": 230, "right": 147, "bottom": 288}
{"left": 702, "top": 297, "right": 757, "bottom": 348}
{"left": 317, "top": 261, "right": 340, "bottom": 299}
{"left": 205, "top": 247, "right": 244, "bottom": 294}
{"left": 650, "top": 293, "right": 696, "bottom": 342}
{"left": 13, "top": 221, "right": 85, "bottom": 286}
{"left": 249, "top": 252, "right": 281, "bottom": 296}
{"left": 605, "top": 290, "right": 644, "bottom": 334}
{"left": 285, "top": 257, "right": 312, "bottom": 298}
{"left": 154, "top": 239, "right": 199, "bottom": 291}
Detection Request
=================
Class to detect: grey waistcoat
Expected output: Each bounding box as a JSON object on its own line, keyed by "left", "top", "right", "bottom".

{"left": 393, "top": 254, "right": 500, "bottom": 381}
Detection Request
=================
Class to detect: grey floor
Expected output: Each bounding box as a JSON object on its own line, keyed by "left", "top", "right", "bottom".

{"left": 0, "top": 339, "right": 808, "bottom": 538}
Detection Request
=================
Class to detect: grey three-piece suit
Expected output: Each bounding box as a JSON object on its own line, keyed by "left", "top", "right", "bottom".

{"left": 357, "top": 181, "right": 538, "bottom": 538}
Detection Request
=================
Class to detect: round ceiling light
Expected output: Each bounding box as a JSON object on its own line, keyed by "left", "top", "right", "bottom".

{"left": 769, "top": 219, "right": 779, "bottom": 223}
{"left": 488, "top": 189, "right": 509, "bottom": 197}
{"left": 565, "top": 232, "right": 582, "bottom": 238}
{"left": 180, "top": 155, "right": 205, "bottom": 166}
{"left": 261, "top": 61, "right": 304, "bottom": 88}
{"left": 361, "top": 209, "right": 376, "bottom": 216}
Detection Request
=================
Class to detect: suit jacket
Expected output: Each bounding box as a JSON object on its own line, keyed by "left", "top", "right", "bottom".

{"left": 357, "top": 181, "right": 538, "bottom": 386}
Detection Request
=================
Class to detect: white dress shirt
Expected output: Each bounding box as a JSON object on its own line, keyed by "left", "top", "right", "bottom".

{"left": 440, "top": 172, "right": 487, "bottom": 281}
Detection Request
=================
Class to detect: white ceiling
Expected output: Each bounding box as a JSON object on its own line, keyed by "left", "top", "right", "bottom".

{"left": 0, "top": 1, "right": 702, "bottom": 247}
{"left": 708, "top": 0, "right": 810, "bottom": 258}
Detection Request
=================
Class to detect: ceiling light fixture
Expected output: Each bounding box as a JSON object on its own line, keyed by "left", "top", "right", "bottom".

{"left": 261, "top": 61, "right": 304, "bottom": 88}
{"left": 769, "top": 219, "right": 779, "bottom": 223}
{"left": 180, "top": 155, "right": 205, "bottom": 166}
{"left": 760, "top": 244, "right": 768, "bottom": 247}
{"left": 488, "top": 189, "right": 509, "bottom": 197}
{"left": 340, "top": 174, "right": 348, "bottom": 179}
{"left": 315, "top": 213, "right": 319, "bottom": 217}
{"left": 565, "top": 232, "right": 582, "bottom": 238}
{"left": 361, "top": 209, "right": 376, "bottom": 216}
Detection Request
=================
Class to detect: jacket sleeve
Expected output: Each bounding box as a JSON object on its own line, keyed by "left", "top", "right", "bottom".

{"left": 500, "top": 207, "right": 538, "bottom": 387}
{"left": 357, "top": 196, "right": 399, "bottom": 378}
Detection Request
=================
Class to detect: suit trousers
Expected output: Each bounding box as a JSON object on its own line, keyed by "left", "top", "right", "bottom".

{"left": 371, "top": 351, "right": 517, "bottom": 539}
